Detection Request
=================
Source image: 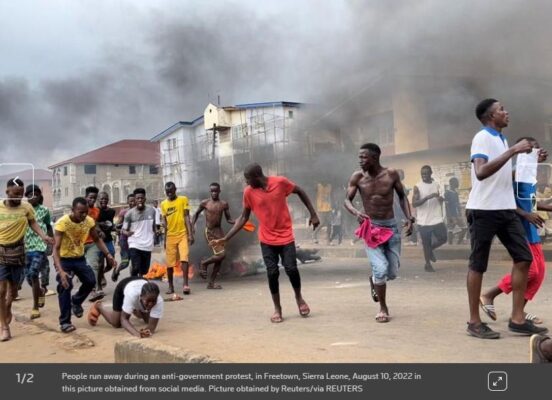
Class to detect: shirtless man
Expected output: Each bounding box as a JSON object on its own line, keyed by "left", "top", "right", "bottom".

{"left": 344, "top": 143, "right": 414, "bottom": 323}
{"left": 191, "top": 183, "right": 234, "bottom": 289}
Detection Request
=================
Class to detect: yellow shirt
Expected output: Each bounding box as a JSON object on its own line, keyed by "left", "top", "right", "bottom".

{"left": 0, "top": 201, "right": 35, "bottom": 245}
{"left": 55, "top": 215, "right": 96, "bottom": 258}
{"left": 160, "top": 196, "right": 189, "bottom": 237}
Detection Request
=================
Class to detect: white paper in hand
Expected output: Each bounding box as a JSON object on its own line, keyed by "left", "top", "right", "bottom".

{"left": 515, "top": 148, "right": 539, "bottom": 184}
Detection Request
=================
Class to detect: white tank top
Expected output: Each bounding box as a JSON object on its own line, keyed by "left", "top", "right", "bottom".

{"left": 416, "top": 180, "right": 444, "bottom": 226}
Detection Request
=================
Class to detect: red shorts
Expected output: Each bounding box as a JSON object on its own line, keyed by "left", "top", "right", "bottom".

{"left": 497, "top": 242, "right": 546, "bottom": 301}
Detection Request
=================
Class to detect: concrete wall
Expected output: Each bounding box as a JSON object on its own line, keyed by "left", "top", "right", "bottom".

{"left": 114, "top": 338, "right": 217, "bottom": 363}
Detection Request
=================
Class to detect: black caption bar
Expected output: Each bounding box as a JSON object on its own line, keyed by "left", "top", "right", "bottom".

{"left": 2, "top": 364, "right": 549, "bottom": 399}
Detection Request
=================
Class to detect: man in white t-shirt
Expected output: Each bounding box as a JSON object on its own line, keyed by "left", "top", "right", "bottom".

{"left": 466, "top": 98, "right": 544, "bottom": 339}
{"left": 87, "top": 276, "right": 163, "bottom": 338}
{"left": 412, "top": 165, "right": 447, "bottom": 272}
{"left": 123, "top": 188, "right": 156, "bottom": 277}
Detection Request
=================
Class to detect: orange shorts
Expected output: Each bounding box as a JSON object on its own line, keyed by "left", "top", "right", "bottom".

{"left": 165, "top": 233, "right": 189, "bottom": 266}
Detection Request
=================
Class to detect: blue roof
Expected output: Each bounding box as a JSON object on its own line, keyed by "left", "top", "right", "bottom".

{"left": 150, "top": 115, "right": 204, "bottom": 142}
{"left": 234, "top": 101, "right": 302, "bottom": 109}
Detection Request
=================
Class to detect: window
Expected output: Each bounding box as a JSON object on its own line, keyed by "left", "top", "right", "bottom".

{"left": 64, "top": 187, "right": 68, "bottom": 197}
{"left": 149, "top": 165, "right": 158, "bottom": 175}
{"left": 232, "top": 124, "right": 248, "bottom": 140}
{"left": 63, "top": 166, "right": 68, "bottom": 176}
{"left": 129, "top": 165, "right": 136, "bottom": 174}
{"left": 288, "top": 110, "right": 294, "bottom": 119}
{"left": 84, "top": 164, "right": 96, "bottom": 174}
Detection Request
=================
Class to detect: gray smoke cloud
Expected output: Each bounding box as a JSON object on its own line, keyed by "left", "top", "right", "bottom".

{"left": 1, "top": 0, "right": 552, "bottom": 173}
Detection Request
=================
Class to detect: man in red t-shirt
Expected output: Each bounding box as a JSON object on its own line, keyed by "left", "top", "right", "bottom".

{"left": 211, "top": 163, "right": 320, "bottom": 323}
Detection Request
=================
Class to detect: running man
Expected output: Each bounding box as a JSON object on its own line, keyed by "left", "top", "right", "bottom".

{"left": 160, "top": 182, "right": 194, "bottom": 295}
{"left": 479, "top": 137, "right": 549, "bottom": 333}
{"left": 191, "top": 182, "right": 235, "bottom": 289}
{"left": 88, "top": 277, "right": 163, "bottom": 338}
{"left": 444, "top": 177, "right": 467, "bottom": 245}
{"left": 344, "top": 143, "right": 414, "bottom": 323}
{"left": 23, "top": 184, "right": 52, "bottom": 320}
{"left": 211, "top": 163, "right": 320, "bottom": 323}
{"left": 53, "top": 197, "right": 116, "bottom": 333}
{"left": 123, "top": 188, "right": 156, "bottom": 277}
{"left": 465, "top": 98, "right": 545, "bottom": 339}
{"left": 112, "top": 193, "right": 136, "bottom": 281}
{"left": 92, "top": 191, "right": 116, "bottom": 299}
{"left": 83, "top": 186, "right": 103, "bottom": 301}
{"left": 412, "top": 165, "right": 447, "bottom": 272}
{"left": 1, "top": 178, "right": 53, "bottom": 341}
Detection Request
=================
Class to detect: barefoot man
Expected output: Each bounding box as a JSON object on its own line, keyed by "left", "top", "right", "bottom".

{"left": 211, "top": 163, "right": 320, "bottom": 323}
{"left": 344, "top": 143, "right": 414, "bottom": 323}
{"left": 191, "top": 182, "right": 235, "bottom": 289}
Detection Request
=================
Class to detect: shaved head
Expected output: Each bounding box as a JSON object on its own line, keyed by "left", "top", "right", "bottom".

{"left": 244, "top": 163, "right": 263, "bottom": 178}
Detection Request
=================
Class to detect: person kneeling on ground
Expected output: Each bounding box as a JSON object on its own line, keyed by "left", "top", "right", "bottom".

{"left": 87, "top": 276, "right": 163, "bottom": 338}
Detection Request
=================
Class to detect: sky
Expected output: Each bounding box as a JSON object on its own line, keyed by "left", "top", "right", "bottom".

{"left": 1, "top": 0, "right": 552, "bottom": 171}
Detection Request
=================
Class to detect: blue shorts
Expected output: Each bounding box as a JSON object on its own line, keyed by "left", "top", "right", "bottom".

{"left": 25, "top": 251, "right": 46, "bottom": 284}
{"left": 365, "top": 219, "right": 401, "bottom": 285}
{"left": 0, "top": 264, "right": 24, "bottom": 283}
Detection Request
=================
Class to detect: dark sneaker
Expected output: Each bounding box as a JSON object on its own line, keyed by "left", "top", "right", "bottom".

{"left": 509, "top": 319, "right": 549, "bottom": 335}
{"left": 424, "top": 263, "right": 435, "bottom": 272}
{"left": 530, "top": 335, "right": 551, "bottom": 363}
{"left": 72, "top": 303, "right": 84, "bottom": 318}
{"left": 467, "top": 322, "right": 500, "bottom": 339}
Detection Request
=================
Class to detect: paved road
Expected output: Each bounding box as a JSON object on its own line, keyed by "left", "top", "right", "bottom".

{"left": 3, "top": 254, "right": 551, "bottom": 363}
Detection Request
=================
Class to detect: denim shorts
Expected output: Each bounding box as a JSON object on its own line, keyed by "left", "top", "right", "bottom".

{"left": 25, "top": 251, "right": 45, "bottom": 282}
{"left": 365, "top": 219, "right": 401, "bottom": 285}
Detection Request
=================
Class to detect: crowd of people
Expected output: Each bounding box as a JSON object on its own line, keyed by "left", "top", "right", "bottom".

{"left": 1, "top": 97, "right": 551, "bottom": 363}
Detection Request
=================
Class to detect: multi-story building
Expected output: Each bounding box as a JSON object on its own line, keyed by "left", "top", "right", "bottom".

{"left": 150, "top": 101, "right": 324, "bottom": 204}
{"left": 0, "top": 168, "right": 53, "bottom": 209}
{"left": 49, "top": 140, "right": 161, "bottom": 211}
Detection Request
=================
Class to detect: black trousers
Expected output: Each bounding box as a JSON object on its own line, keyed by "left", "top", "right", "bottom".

{"left": 260, "top": 242, "right": 301, "bottom": 295}
{"left": 129, "top": 248, "right": 152, "bottom": 277}
{"left": 418, "top": 223, "right": 447, "bottom": 264}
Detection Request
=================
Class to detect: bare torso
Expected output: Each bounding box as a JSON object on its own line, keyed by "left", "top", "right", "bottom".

{"left": 353, "top": 168, "right": 397, "bottom": 220}
{"left": 202, "top": 199, "right": 228, "bottom": 234}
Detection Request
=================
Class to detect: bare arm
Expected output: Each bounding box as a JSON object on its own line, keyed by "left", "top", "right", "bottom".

{"left": 292, "top": 185, "right": 320, "bottom": 229}
{"left": 473, "top": 139, "right": 532, "bottom": 181}
{"left": 392, "top": 170, "right": 414, "bottom": 235}
{"left": 90, "top": 229, "right": 117, "bottom": 269}
{"left": 185, "top": 210, "right": 194, "bottom": 244}
{"left": 53, "top": 230, "right": 69, "bottom": 289}
{"left": 211, "top": 207, "right": 252, "bottom": 247}
{"left": 147, "top": 317, "right": 160, "bottom": 333}
{"left": 344, "top": 172, "right": 369, "bottom": 221}
{"left": 29, "top": 220, "right": 54, "bottom": 244}
{"left": 411, "top": 186, "right": 439, "bottom": 208}
{"left": 224, "top": 203, "right": 235, "bottom": 225}
{"left": 515, "top": 207, "right": 545, "bottom": 228}
{"left": 120, "top": 312, "right": 144, "bottom": 338}
{"left": 191, "top": 202, "right": 206, "bottom": 228}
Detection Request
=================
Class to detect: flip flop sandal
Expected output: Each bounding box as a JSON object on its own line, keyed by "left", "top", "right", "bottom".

{"left": 479, "top": 298, "right": 497, "bottom": 321}
{"left": 87, "top": 302, "right": 101, "bottom": 326}
{"left": 375, "top": 312, "right": 390, "bottom": 323}
{"left": 183, "top": 286, "right": 191, "bottom": 295}
{"left": 60, "top": 323, "right": 76, "bottom": 333}
{"left": 270, "top": 312, "right": 283, "bottom": 323}
{"left": 207, "top": 283, "right": 223, "bottom": 289}
{"left": 298, "top": 303, "right": 310, "bottom": 317}
{"left": 30, "top": 309, "right": 40, "bottom": 320}
{"left": 369, "top": 276, "right": 379, "bottom": 303}
{"left": 89, "top": 291, "right": 105, "bottom": 302}
{"left": 164, "top": 294, "right": 184, "bottom": 301}
{"left": 526, "top": 313, "right": 544, "bottom": 325}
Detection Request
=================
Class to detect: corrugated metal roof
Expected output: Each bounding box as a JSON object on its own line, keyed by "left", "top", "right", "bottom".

{"left": 150, "top": 116, "right": 204, "bottom": 142}
{"left": 49, "top": 140, "right": 160, "bottom": 169}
